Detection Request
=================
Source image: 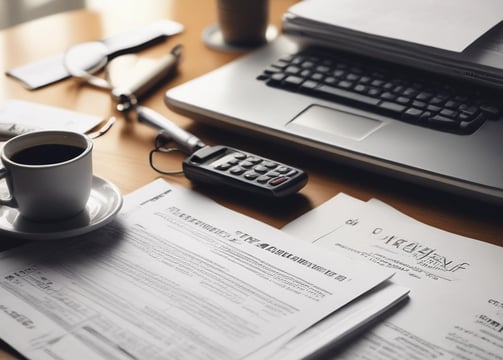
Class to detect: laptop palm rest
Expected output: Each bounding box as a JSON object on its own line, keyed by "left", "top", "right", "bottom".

{"left": 287, "top": 105, "right": 383, "bottom": 141}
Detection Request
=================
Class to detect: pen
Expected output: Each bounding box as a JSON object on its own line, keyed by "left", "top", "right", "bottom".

{"left": 112, "top": 44, "right": 183, "bottom": 113}
{"left": 135, "top": 105, "right": 206, "bottom": 154}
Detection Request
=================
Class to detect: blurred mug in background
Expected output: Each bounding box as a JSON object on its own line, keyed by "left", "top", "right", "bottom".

{"left": 217, "top": 0, "right": 269, "bottom": 46}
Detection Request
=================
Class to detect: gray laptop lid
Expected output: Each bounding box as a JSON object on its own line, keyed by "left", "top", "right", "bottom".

{"left": 164, "top": 36, "right": 503, "bottom": 205}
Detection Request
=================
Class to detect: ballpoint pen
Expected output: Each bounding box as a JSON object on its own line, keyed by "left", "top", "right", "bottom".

{"left": 112, "top": 44, "right": 183, "bottom": 113}
{"left": 135, "top": 105, "right": 206, "bottom": 155}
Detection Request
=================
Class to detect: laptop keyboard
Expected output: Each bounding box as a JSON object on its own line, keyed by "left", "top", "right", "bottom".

{"left": 257, "top": 47, "right": 501, "bottom": 135}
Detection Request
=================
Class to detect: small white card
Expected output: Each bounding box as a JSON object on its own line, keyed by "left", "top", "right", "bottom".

{"left": 0, "top": 99, "right": 103, "bottom": 138}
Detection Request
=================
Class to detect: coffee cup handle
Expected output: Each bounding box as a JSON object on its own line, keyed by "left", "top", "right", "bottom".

{"left": 0, "top": 167, "right": 18, "bottom": 208}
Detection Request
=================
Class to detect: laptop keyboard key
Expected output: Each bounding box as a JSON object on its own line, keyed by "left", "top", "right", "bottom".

{"left": 480, "top": 104, "right": 501, "bottom": 117}
{"left": 429, "top": 115, "right": 460, "bottom": 129}
{"left": 378, "top": 101, "right": 407, "bottom": 114}
{"left": 460, "top": 113, "right": 486, "bottom": 132}
{"left": 283, "top": 75, "right": 304, "bottom": 87}
{"left": 315, "top": 85, "right": 380, "bottom": 106}
{"left": 402, "top": 107, "right": 423, "bottom": 122}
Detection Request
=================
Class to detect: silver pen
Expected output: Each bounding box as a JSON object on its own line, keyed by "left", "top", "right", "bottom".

{"left": 112, "top": 44, "right": 183, "bottom": 113}
{"left": 135, "top": 105, "right": 206, "bottom": 154}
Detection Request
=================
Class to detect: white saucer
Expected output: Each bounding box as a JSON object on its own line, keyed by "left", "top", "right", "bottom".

{"left": 202, "top": 23, "right": 278, "bottom": 52}
{"left": 0, "top": 176, "right": 123, "bottom": 240}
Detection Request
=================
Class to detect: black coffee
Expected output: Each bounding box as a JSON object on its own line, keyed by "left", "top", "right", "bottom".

{"left": 11, "top": 144, "right": 85, "bottom": 165}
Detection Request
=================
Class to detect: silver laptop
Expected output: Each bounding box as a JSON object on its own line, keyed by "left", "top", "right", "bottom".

{"left": 164, "top": 35, "right": 503, "bottom": 204}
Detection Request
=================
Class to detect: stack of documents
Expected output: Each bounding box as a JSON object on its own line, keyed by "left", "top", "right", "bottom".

{"left": 0, "top": 178, "right": 501, "bottom": 359}
{"left": 282, "top": 193, "right": 503, "bottom": 359}
{"left": 0, "top": 180, "right": 407, "bottom": 360}
{"left": 283, "top": 0, "right": 503, "bottom": 87}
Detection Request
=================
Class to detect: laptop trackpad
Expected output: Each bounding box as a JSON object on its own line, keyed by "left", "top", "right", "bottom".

{"left": 287, "top": 105, "right": 383, "bottom": 141}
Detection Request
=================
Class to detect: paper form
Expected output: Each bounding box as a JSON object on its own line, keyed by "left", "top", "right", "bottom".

{"left": 0, "top": 180, "right": 397, "bottom": 360}
{"left": 288, "top": 0, "right": 503, "bottom": 52}
{"left": 0, "top": 100, "right": 102, "bottom": 136}
{"left": 283, "top": 193, "right": 503, "bottom": 359}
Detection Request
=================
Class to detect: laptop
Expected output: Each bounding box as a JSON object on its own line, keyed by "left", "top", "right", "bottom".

{"left": 164, "top": 34, "right": 503, "bottom": 204}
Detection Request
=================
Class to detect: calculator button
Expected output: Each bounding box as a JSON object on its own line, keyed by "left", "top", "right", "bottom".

{"left": 262, "top": 160, "right": 277, "bottom": 169}
{"left": 216, "top": 163, "right": 232, "bottom": 171}
{"left": 227, "top": 158, "right": 240, "bottom": 165}
{"left": 276, "top": 166, "right": 290, "bottom": 174}
{"left": 256, "top": 175, "right": 271, "bottom": 183}
{"left": 269, "top": 176, "right": 288, "bottom": 186}
{"left": 240, "top": 160, "right": 254, "bottom": 169}
{"left": 230, "top": 166, "right": 245, "bottom": 175}
{"left": 253, "top": 165, "right": 269, "bottom": 174}
{"left": 247, "top": 156, "right": 263, "bottom": 164}
{"left": 244, "top": 171, "right": 259, "bottom": 180}
{"left": 234, "top": 152, "right": 247, "bottom": 160}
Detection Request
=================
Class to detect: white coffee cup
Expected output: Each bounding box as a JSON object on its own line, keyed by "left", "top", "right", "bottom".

{"left": 0, "top": 130, "right": 93, "bottom": 221}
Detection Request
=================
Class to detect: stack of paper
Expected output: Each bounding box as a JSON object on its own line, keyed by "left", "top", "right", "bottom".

{"left": 0, "top": 180, "right": 408, "bottom": 360}
{"left": 283, "top": 0, "right": 503, "bottom": 87}
{"left": 1, "top": 178, "right": 500, "bottom": 358}
{"left": 282, "top": 193, "right": 503, "bottom": 359}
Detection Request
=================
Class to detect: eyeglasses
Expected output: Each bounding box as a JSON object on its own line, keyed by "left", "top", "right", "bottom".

{"left": 63, "top": 41, "right": 113, "bottom": 90}
{"left": 63, "top": 42, "right": 182, "bottom": 112}
{"left": 64, "top": 42, "right": 186, "bottom": 174}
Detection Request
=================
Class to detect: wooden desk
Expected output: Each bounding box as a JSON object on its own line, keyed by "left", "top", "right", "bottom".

{"left": 0, "top": 1, "right": 501, "bottom": 358}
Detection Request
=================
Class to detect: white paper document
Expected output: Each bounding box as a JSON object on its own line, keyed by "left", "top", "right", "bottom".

{"left": 283, "top": 193, "right": 503, "bottom": 359}
{"left": 271, "top": 280, "right": 408, "bottom": 360}
{"left": 287, "top": 0, "right": 503, "bottom": 52}
{"left": 0, "top": 180, "right": 399, "bottom": 360}
{"left": 0, "top": 100, "right": 103, "bottom": 138}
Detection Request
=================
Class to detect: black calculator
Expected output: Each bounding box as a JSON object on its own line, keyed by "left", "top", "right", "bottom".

{"left": 182, "top": 145, "right": 308, "bottom": 197}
